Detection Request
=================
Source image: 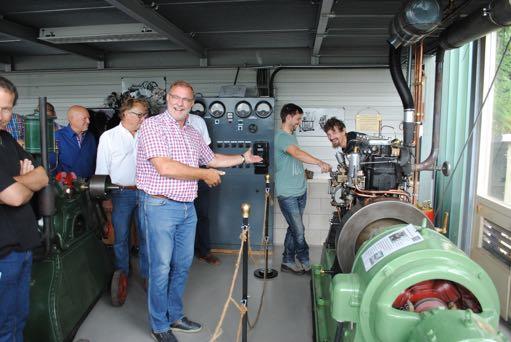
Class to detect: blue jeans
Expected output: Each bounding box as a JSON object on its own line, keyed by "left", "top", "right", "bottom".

{"left": 111, "top": 189, "right": 148, "bottom": 278}
{"left": 0, "top": 251, "right": 32, "bottom": 342}
{"left": 140, "top": 192, "right": 197, "bottom": 333}
{"left": 278, "top": 192, "right": 309, "bottom": 265}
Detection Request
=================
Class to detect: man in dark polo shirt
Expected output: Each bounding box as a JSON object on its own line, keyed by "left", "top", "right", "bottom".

{"left": 0, "top": 76, "right": 49, "bottom": 341}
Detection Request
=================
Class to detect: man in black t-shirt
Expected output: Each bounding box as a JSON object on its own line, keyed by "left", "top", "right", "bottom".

{"left": 323, "top": 117, "right": 364, "bottom": 154}
{"left": 0, "top": 77, "right": 49, "bottom": 341}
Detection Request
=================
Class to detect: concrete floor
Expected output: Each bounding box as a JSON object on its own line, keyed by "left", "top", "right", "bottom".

{"left": 73, "top": 246, "right": 511, "bottom": 342}
{"left": 74, "top": 246, "right": 321, "bottom": 342}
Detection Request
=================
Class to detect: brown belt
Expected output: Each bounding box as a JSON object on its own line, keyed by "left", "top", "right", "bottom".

{"left": 151, "top": 194, "right": 169, "bottom": 199}
{"left": 116, "top": 185, "right": 137, "bottom": 190}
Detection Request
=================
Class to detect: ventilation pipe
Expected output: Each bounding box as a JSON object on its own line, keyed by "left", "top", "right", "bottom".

{"left": 415, "top": 0, "right": 511, "bottom": 172}
{"left": 440, "top": 0, "right": 511, "bottom": 50}
{"left": 387, "top": 0, "right": 442, "bottom": 176}
{"left": 389, "top": 46, "right": 415, "bottom": 150}
{"left": 388, "top": 0, "right": 442, "bottom": 48}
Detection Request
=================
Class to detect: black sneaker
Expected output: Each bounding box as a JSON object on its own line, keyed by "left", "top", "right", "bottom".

{"left": 151, "top": 330, "right": 178, "bottom": 342}
{"left": 171, "top": 317, "right": 202, "bottom": 333}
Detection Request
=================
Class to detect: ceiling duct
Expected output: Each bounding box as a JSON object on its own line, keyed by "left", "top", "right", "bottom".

{"left": 440, "top": 0, "right": 511, "bottom": 50}
{"left": 388, "top": 0, "right": 442, "bottom": 48}
{"left": 38, "top": 23, "right": 168, "bottom": 44}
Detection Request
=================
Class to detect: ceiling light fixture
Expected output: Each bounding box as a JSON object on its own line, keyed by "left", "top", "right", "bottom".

{"left": 38, "top": 23, "right": 168, "bottom": 44}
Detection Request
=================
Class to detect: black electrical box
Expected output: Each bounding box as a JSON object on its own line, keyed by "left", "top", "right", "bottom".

{"left": 252, "top": 141, "right": 269, "bottom": 174}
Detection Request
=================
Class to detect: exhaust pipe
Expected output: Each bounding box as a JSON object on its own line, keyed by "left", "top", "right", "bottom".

{"left": 388, "top": 0, "right": 442, "bottom": 164}
{"left": 412, "top": 48, "right": 444, "bottom": 172}
{"left": 37, "top": 97, "right": 56, "bottom": 255}
{"left": 388, "top": 0, "right": 442, "bottom": 48}
{"left": 440, "top": 0, "right": 511, "bottom": 50}
{"left": 415, "top": 0, "right": 511, "bottom": 172}
{"left": 389, "top": 46, "right": 415, "bottom": 149}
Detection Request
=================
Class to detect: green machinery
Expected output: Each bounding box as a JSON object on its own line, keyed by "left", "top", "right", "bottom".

{"left": 22, "top": 106, "right": 113, "bottom": 341}
{"left": 311, "top": 201, "right": 505, "bottom": 342}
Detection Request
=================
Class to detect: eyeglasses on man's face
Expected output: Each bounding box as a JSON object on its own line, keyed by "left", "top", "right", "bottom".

{"left": 128, "top": 110, "right": 148, "bottom": 119}
{"left": 0, "top": 107, "right": 13, "bottom": 116}
{"left": 168, "top": 93, "right": 194, "bottom": 104}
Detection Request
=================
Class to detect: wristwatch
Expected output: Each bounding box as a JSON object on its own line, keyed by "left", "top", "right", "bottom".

{"left": 240, "top": 154, "right": 246, "bottom": 164}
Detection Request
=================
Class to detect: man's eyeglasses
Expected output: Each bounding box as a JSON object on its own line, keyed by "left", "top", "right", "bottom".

{"left": 128, "top": 110, "right": 148, "bottom": 119}
{"left": 168, "top": 94, "right": 194, "bottom": 104}
{"left": 0, "top": 107, "right": 13, "bottom": 116}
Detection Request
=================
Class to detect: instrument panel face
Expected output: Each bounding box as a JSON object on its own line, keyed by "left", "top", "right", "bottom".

{"left": 235, "top": 101, "right": 252, "bottom": 118}
{"left": 190, "top": 101, "right": 206, "bottom": 117}
{"left": 255, "top": 101, "right": 273, "bottom": 118}
{"left": 209, "top": 101, "right": 226, "bottom": 118}
{"left": 198, "top": 97, "right": 275, "bottom": 250}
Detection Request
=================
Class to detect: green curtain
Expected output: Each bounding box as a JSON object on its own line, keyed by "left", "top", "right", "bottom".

{"left": 434, "top": 43, "right": 474, "bottom": 246}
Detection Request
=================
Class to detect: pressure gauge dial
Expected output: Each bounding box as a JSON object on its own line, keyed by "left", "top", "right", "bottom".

{"left": 209, "top": 101, "right": 226, "bottom": 118}
{"left": 255, "top": 101, "right": 273, "bottom": 118}
{"left": 235, "top": 101, "right": 252, "bottom": 118}
{"left": 190, "top": 101, "right": 206, "bottom": 117}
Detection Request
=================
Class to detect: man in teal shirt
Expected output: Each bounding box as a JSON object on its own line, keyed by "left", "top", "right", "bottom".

{"left": 275, "top": 103, "right": 332, "bottom": 274}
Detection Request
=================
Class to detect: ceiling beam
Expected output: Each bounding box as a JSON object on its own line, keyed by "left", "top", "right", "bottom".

{"left": 105, "top": 0, "right": 205, "bottom": 58}
{"left": 312, "top": 0, "right": 335, "bottom": 61}
{"left": 0, "top": 19, "right": 104, "bottom": 61}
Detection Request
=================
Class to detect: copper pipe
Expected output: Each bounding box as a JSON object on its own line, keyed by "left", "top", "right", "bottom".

{"left": 354, "top": 186, "right": 411, "bottom": 202}
{"left": 412, "top": 41, "right": 424, "bottom": 204}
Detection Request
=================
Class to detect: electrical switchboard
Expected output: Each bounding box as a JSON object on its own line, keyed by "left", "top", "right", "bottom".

{"left": 194, "top": 97, "right": 275, "bottom": 249}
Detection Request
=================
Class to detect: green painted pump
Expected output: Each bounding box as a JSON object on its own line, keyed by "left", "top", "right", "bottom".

{"left": 312, "top": 201, "right": 505, "bottom": 342}
{"left": 25, "top": 177, "right": 112, "bottom": 342}
{"left": 22, "top": 105, "right": 113, "bottom": 342}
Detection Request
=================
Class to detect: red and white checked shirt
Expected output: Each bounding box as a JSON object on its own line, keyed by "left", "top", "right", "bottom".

{"left": 136, "top": 111, "right": 214, "bottom": 202}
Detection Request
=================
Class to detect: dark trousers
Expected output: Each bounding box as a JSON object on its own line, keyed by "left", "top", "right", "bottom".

{"left": 0, "top": 250, "right": 32, "bottom": 341}
{"left": 194, "top": 180, "right": 211, "bottom": 257}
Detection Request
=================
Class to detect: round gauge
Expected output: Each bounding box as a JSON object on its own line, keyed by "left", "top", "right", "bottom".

{"left": 209, "top": 101, "right": 226, "bottom": 118}
{"left": 235, "top": 101, "right": 252, "bottom": 118}
{"left": 190, "top": 101, "right": 206, "bottom": 117}
{"left": 255, "top": 101, "right": 273, "bottom": 118}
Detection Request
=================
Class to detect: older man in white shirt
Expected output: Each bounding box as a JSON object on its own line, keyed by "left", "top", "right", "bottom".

{"left": 188, "top": 114, "right": 220, "bottom": 265}
{"left": 95, "top": 98, "right": 149, "bottom": 305}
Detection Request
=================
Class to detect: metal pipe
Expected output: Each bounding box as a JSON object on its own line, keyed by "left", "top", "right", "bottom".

{"left": 39, "top": 97, "right": 48, "bottom": 171}
{"left": 412, "top": 47, "right": 445, "bottom": 172}
{"left": 440, "top": 0, "right": 511, "bottom": 50}
{"left": 407, "top": 46, "right": 413, "bottom": 88}
{"left": 269, "top": 65, "right": 388, "bottom": 97}
{"left": 389, "top": 46, "right": 415, "bottom": 148}
{"left": 412, "top": 41, "right": 424, "bottom": 204}
{"left": 388, "top": 0, "right": 442, "bottom": 48}
{"left": 38, "top": 97, "right": 55, "bottom": 255}
{"left": 241, "top": 203, "right": 250, "bottom": 342}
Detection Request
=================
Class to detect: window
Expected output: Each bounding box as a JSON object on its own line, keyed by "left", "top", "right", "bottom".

{"left": 479, "top": 28, "right": 511, "bottom": 207}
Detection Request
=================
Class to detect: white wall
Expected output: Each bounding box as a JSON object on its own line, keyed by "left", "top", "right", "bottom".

{"left": 5, "top": 68, "right": 257, "bottom": 125}
{"left": 272, "top": 69, "right": 403, "bottom": 245}
{"left": 2, "top": 67, "right": 402, "bottom": 246}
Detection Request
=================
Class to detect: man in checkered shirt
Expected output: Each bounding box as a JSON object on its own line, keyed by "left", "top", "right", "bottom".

{"left": 136, "top": 80, "right": 262, "bottom": 342}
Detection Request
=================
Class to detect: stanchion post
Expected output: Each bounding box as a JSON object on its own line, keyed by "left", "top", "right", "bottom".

{"left": 241, "top": 203, "right": 250, "bottom": 342}
{"left": 254, "top": 174, "right": 278, "bottom": 279}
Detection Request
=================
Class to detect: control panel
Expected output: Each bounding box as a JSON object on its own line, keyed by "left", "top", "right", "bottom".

{"left": 193, "top": 97, "right": 275, "bottom": 249}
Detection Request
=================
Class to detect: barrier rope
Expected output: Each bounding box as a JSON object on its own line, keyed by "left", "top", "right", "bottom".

{"left": 210, "top": 185, "right": 273, "bottom": 341}
{"left": 210, "top": 228, "right": 249, "bottom": 342}
{"left": 247, "top": 190, "right": 271, "bottom": 329}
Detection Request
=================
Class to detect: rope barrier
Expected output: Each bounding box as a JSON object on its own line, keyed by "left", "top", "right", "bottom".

{"left": 247, "top": 190, "right": 272, "bottom": 329}
{"left": 247, "top": 237, "right": 268, "bottom": 329}
{"left": 210, "top": 229, "right": 248, "bottom": 342}
{"left": 210, "top": 181, "right": 273, "bottom": 341}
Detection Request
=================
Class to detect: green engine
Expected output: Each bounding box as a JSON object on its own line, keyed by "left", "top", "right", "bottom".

{"left": 312, "top": 201, "right": 505, "bottom": 342}
{"left": 22, "top": 108, "right": 113, "bottom": 342}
